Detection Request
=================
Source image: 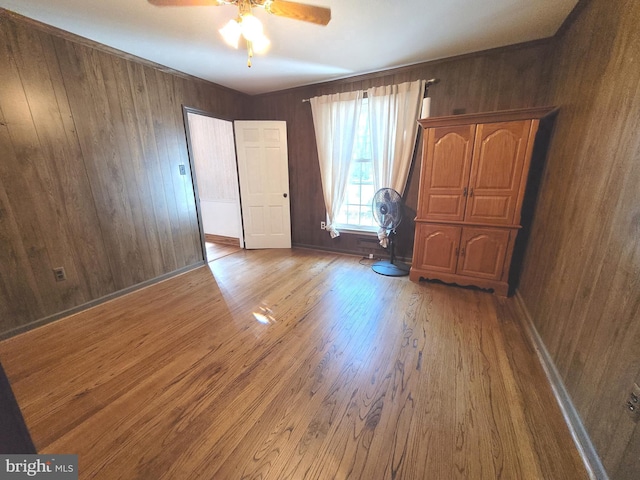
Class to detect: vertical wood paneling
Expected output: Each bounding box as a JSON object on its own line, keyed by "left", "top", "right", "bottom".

{"left": 111, "top": 55, "right": 162, "bottom": 280}
{"left": 162, "top": 74, "right": 203, "bottom": 266}
{"left": 126, "top": 61, "right": 176, "bottom": 274}
{"left": 0, "top": 170, "right": 44, "bottom": 325}
{"left": 518, "top": 0, "right": 640, "bottom": 477}
{"left": 100, "top": 49, "right": 148, "bottom": 286}
{"left": 0, "top": 21, "right": 87, "bottom": 319}
{"left": 144, "top": 66, "right": 187, "bottom": 270}
{"left": 35, "top": 29, "right": 115, "bottom": 300}
{"left": 0, "top": 11, "right": 247, "bottom": 335}
{"left": 250, "top": 42, "right": 552, "bottom": 259}
{"left": 60, "top": 41, "right": 142, "bottom": 289}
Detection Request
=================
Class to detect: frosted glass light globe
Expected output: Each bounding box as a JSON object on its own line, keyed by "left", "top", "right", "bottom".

{"left": 219, "top": 19, "right": 241, "bottom": 48}
{"left": 240, "top": 14, "right": 263, "bottom": 42}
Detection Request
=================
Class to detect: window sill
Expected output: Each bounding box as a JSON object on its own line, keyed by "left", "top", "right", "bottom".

{"left": 333, "top": 226, "right": 378, "bottom": 236}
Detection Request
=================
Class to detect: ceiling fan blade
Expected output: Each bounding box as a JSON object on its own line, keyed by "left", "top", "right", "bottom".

{"left": 264, "top": 0, "right": 331, "bottom": 26}
{"left": 147, "top": 0, "right": 229, "bottom": 6}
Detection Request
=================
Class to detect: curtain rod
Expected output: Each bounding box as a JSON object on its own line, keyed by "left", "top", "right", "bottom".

{"left": 301, "top": 78, "right": 440, "bottom": 103}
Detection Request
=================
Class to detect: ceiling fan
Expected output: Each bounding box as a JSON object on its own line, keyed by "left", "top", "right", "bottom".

{"left": 148, "top": 0, "right": 332, "bottom": 66}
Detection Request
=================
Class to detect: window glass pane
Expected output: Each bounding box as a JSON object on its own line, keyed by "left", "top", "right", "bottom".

{"left": 360, "top": 161, "right": 372, "bottom": 183}
{"left": 362, "top": 207, "right": 374, "bottom": 226}
{"left": 350, "top": 161, "right": 363, "bottom": 180}
{"left": 346, "top": 206, "right": 359, "bottom": 225}
{"left": 346, "top": 184, "right": 360, "bottom": 203}
{"left": 335, "top": 98, "right": 377, "bottom": 231}
{"left": 361, "top": 185, "right": 375, "bottom": 204}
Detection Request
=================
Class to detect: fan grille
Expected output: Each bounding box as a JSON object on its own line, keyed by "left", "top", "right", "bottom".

{"left": 372, "top": 188, "right": 403, "bottom": 230}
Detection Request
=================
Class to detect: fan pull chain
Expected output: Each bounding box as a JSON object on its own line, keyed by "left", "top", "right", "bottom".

{"left": 247, "top": 40, "right": 253, "bottom": 67}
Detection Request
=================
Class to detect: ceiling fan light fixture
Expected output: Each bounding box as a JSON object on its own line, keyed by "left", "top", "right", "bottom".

{"left": 239, "top": 13, "right": 263, "bottom": 42}
{"left": 151, "top": 0, "right": 331, "bottom": 67}
{"left": 219, "top": 18, "right": 241, "bottom": 48}
{"left": 219, "top": 9, "right": 269, "bottom": 66}
{"left": 251, "top": 32, "right": 271, "bottom": 54}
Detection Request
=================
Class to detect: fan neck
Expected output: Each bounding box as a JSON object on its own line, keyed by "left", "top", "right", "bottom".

{"left": 238, "top": 0, "right": 252, "bottom": 16}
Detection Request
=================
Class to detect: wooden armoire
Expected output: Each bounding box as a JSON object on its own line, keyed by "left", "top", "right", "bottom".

{"left": 409, "top": 107, "right": 555, "bottom": 296}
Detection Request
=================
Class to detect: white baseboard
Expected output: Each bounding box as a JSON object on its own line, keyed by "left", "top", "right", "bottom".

{"left": 513, "top": 290, "right": 608, "bottom": 480}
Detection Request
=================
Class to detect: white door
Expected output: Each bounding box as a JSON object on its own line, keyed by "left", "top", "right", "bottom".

{"left": 234, "top": 120, "right": 291, "bottom": 249}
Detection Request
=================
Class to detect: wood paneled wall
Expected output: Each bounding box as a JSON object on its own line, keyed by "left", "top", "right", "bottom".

{"left": 249, "top": 41, "right": 553, "bottom": 260}
{"left": 0, "top": 11, "right": 247, "bottom": 336}
{"left": 518, "top": 0, "right": 640, "bottom": 477}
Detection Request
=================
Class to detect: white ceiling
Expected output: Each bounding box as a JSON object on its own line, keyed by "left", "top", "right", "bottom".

{"left": 0, "top": 0, "right": 578, "bottom": 95}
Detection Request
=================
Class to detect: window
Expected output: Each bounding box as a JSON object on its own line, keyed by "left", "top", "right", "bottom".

{"left": 334, "top": 98, "right": 377, "bottom": 232}
{"left": 311, "top": 80, "right": 423, "bottom": 239}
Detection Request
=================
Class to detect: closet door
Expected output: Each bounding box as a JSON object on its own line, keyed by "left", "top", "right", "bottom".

{"left": 465, "top": 120, "right": 531, "bottom": 225}
{"left": 417, "top": 125, "right": 475, "bottom": 221}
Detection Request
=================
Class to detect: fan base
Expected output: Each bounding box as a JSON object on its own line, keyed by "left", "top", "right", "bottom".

{"left": 371, "top": 260, "right": 410, "bottom": 277}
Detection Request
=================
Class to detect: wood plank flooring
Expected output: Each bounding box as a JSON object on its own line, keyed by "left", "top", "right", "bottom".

{"left": 0, "top": 249, "right": 587, "bottom": 479}
{"left": 205, "top": 241, "right": 242, "bottom": 262}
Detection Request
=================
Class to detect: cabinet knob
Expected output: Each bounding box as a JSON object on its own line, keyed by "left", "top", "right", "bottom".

{"left": 463, "top": 187, "right": 468, "bottom": 197}
{"left": 469, "top": 188, "right": 474, "bottom": 197}
{"left": 460, "top": 248, "right": 466, "bottom": 256}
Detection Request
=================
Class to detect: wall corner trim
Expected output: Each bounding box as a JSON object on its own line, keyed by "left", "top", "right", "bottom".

{"left": 513, "top": 290, "right": 609, "bottom": 480}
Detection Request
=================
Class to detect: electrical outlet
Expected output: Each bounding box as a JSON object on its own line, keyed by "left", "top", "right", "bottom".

{"left": 624, "top": 383, "right": 640, "bottom": 422}
{"left": 369, "top": 253, "right": 374, "bottom": 259}
{"left": 53, "top": 267, "right": 66, "bottom": 282}
{"left": 320, "top": 221, "right": 326, "bottom": 230}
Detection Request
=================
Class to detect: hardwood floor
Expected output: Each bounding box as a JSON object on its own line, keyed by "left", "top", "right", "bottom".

{"left": 0, "top": 249, "right": 587, "bottom": 479}
{"left": 205, "top": 241, "right": 242, "bottom": 262}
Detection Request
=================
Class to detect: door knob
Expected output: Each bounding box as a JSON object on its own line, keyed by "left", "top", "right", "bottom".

{"left": 283, "top": 193, "right": 288, "bottom": 198}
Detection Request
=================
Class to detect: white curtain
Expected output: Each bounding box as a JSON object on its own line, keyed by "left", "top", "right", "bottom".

{"left": 310, "top": 91, "right": 363, "bottom": 238}
{"left": 367, "top": 79, "right": 425, "bottom": 246}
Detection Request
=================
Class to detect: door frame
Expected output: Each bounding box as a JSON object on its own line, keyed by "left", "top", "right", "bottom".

{"left": 181, "top": 106, "right": 245, "bottom": 262}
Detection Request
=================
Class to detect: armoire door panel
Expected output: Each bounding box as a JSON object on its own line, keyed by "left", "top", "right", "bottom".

{"left": 413, "top": 224, "right": 461, "bottom": 273}
{"left": 417, "top": 125, "right": 474, "bottom": 221}
{"left": 466, "top": 120, "right": 531, "bottom": 224}
{"left": 424, "top": 194, "right": 466, "bottom": 218}
{"left": 457, "top": 228, "right": 510, "bottom": 280}
{"left": 466, "top": 195, "right": 511, "bottom": 220}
